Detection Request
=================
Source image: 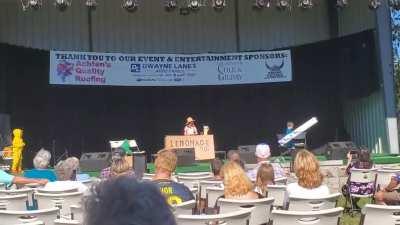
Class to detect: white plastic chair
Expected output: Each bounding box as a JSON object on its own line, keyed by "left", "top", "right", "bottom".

{"left": 0, "top": 194, "right": 28, "bottom": 210}
{"left": 271, "top": 207, "right": 344, "bottom": 225}
{"left": 199, "top": 180, "right": 223, "bottom": 199}
{"left": 176, "top": 208, "right": 252, "bottom": 225}
{"left": 362, "top": 204, "right": 400, "bottom": 225}
{"left": 218, "top": 197, "right": 274, "bottom": 225}
{"left": 177, "top": 172, "right": 213, "bottom": 177}
{"left": 0, "top": 207, "right": 59, "bottom": 225}
{"left": 35, "top": 192, "right": 83, "bottom": 218}
{"left": 267, "top": 185, "right": 287, "bottom": 209}
{"left": 177, "top": 176, "right": 213, "bottom": 189}
{"left": 205, "top": 186, "right": 224, "bottom": 208}
{"left": 375, "top": 169, "right": 400, "bottom": 191}
{"left": 172, "top": 199, "right": 196, "bottom": 215}
{"left": 348, "top": 168, "right": 377, "bottom": 212}
{"left": 54, "top": 219, "right": 81, "bottom": 225}
{"left": 0, "top": 188, "right": 35, "bottom": 207}
{"left": 288, "top": 193, "right": 341, "bottom": 211}
{"left": 70, "top": 205, "right": 83, "bottom": 222}
{"left": 274, "top": 177, "right": 288, "bottom": 185}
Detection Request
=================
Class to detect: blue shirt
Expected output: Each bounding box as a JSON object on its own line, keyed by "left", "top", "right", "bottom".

{"left": 0, "top": 170, "right": 14, "bottom": 185}
{"left": 285, "top": 128, "right": 295, "bottom": 149}
{"left": 153, "top": 179, "right": 194, "bottom": 205}
{"left": 23, "top": 169, "right": 57, "bottom": 182}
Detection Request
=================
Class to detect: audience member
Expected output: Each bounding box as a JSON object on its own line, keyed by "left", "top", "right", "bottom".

{"left": 101, "top": 148, "right": 131, "bottom": 180}
{"left": 287, "top": 149, "right": 329, "bottom": 198}
{"left": 345, "top": 149, "right": 374, "bottom": 195}
{"left": 152, "top": 149, "right": 194, "bottom": 205}
{"left": 254, "top": 163, "right": 275, "bottom": 197}
{"left": 211, "top": 158, "right": 223, "bottom": 181}
{"left": 85, "top": 176, "right": 176, "bottom": 225}
{"left": 222, "top": 161, "right": 259, "bottom": 200}
{"left": 227, "top": 150, "right": 245, "bottom": 169}
{"left": 0, "top": 169, "right": 48, "bottom": 187}
{"left": 111, "top": 158, "right": 133, "bottom": 178}
{"left": 23, "top": 148, "right": 57, "bottom": 182}
{"left": 45, "top": 157, "right": 88, "bottom": 193}
{"left": 375, "top": 172, "right": 400, "bottom": 205}
{"left": 247, "top": 143, "right": 286, "bottom": 181}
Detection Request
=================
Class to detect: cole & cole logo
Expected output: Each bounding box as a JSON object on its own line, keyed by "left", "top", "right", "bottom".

{"left": 57, "top": 60, "right": 74, "bottom": 82}
{"left": 265, "top": 60, "right": 285, "bottom": 79}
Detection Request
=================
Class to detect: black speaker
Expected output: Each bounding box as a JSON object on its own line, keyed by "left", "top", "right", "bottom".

{"left": 325, "top": 141, "right": 357, "bottom": 160}
{"left": 238, "top": 145, "right": 257, "bottom": 164}
{"left": 133, "top": 151, "right": 147, "bottom": 179}
{"left": 80, "top": 152, "right": 111, "bottom": 171}
{"left": 173, "top": 148, "right": 195, "bottom": 166}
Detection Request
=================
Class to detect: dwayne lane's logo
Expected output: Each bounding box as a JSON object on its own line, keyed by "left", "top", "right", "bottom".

{"left": 131, "top": 64, "right": 141, "bottom": 73}
{"left": 56, "top": 60, "right": 74, "bottom": 82}
{"left": 217, "top": 62, "right": 243, "bottom": 81}
{"left": 265, "top": 60, "right": 285, "bottom": 79}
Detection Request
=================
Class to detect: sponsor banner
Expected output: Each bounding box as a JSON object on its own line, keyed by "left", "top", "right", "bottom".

{"left": 50, "top": 50, "right": 292, "bottom": 86}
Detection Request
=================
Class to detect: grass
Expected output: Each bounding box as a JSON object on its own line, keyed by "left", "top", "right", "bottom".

{"left": 336, "top": 195, "right": 372, "bottom": 225}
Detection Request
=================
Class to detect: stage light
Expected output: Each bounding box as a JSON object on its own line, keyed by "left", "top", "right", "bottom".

{"left": 54, "top": 0, "right": 72, "bottom": 11}
{"left": 298, "top": 0, "right": 313, "bottom": 9}
{"left": 164, "top": 0, "right": 177, "bottom": 11}
{"left": 390, "top": 0, "right": 400, "bottom": 10}
{"left": 368, "top": 0, "right": 380, "bottom": 9}
{"left": 336, "top": 0, "right": 348, "bottom": 8}
{"left": 212, "top": 0, "right": 226, "bottom": 11}
{"left": 253, "top": 0, "right": 270, "bottom": 9}
{"left": 276, "top": 0, "right": 290, "bottom": 10}
{"left": 188, "top": 0, "right": 200, "bottom": 11}
{"left": 85, "top": 0, "right": 98, "bottom": 9}
{"left": 21, "top": 0, "right": 43, "bottom": 11}
{"left": 122, "top": 0, "right": 139, "bottom": 12}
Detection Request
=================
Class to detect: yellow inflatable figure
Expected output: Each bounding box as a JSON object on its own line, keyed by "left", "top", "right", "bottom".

{"left": 11, "top": 129, "right": 25, "bottom": 174}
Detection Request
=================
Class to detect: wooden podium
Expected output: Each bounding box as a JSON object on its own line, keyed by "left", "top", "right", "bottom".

{"left": 164, "top": 135, "right": 215, "bottom": 160}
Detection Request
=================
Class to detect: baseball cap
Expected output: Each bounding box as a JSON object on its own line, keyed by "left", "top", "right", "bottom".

{"left": 255, "top": 143, "right": 271, "bottom": 159}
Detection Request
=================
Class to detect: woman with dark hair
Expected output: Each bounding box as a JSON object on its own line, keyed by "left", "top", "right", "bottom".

{"left": 85, "top": 176, "right": 176, "bottom": 225}
{"left": 345, "top": 148, "right": 374, "bottom": 195}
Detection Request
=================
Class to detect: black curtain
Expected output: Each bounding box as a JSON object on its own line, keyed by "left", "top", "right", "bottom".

{"left": 0, "top": 31, "right": 378, "bottom": 168}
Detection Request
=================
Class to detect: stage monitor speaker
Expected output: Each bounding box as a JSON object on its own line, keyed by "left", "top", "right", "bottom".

{"left": 133, "top": 151, "right": 147, "bottom": 179}
{"left": 325, "top": 141, "right": 357, "bottom": 160}
{"left": 80, "top": 152, "right": 111, "bottom": 171}
{"left": 173, "top": 148, "right": 195, "bottom": 166}
{"left": 238, "top": 145, "right": 257, "bottom": 164}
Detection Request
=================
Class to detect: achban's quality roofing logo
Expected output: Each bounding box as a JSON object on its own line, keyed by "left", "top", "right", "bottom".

{"left": 265, "top": 60, "right": 285, "bottom": 79}
{"left": 57, "top": 60, "right": 74, "bottom": 82}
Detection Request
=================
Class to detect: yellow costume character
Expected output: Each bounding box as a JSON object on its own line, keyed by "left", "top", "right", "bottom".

{"left": 11, "top": 129, "right": 25, "bottom": 174}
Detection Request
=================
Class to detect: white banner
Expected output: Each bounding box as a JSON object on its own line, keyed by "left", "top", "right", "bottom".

{"left": 50, "top": 50, "right": 292, "bottom": 86}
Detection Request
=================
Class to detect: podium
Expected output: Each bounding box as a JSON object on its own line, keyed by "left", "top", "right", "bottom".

{"left": 164, "top": 135, "right": 215, "bottom": 160}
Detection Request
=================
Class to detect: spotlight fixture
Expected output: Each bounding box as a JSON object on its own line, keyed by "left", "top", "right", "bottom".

{"left": 54, "top": 0, "right": 72, "bottom": 11}
{"left": 276, "top": 0, "right": 290, "bottom": 10}
{"left": 85, "top": 0, "right": 98, "bottom": 9}
{"left": 390, "top": 0, "right": 400, "bottom": 10}
{"left": 164, "top": 0, "right": 177, "bottom": 11}
{"left": 336, "top": 0, "right": 348, "bottom": 8}
{"left": 368, "top": 0, "right": 380, "bottom": 9}
{"left": 122, "top": 0, "right": 139, "bottom": 12}
{"left": 21, "top": 0, "right": 43, "bottom": 11}
{"left": 298, "top": 0, "right": 313, "bottom": 9}
{"left": 212, "top": 0, "right": 226, "bottom": 11}
{"left": 188, "top": 0, "right": 200, "bottom": 11}
{"left": 253, "top": 0, "right": 270, "bottom": 9}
